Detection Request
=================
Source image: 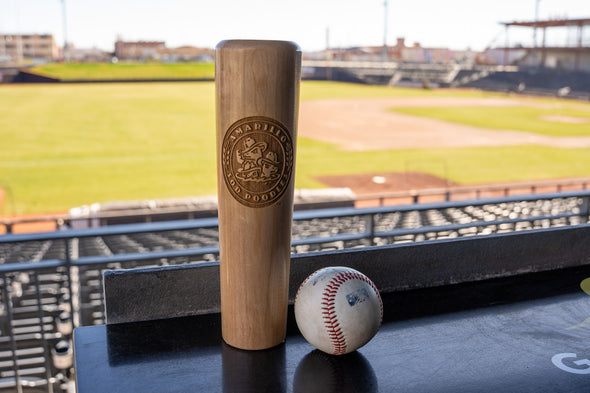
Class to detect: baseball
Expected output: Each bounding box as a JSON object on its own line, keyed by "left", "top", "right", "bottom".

{"left": 294, "top": 267, "right": 383, "bottom": 355}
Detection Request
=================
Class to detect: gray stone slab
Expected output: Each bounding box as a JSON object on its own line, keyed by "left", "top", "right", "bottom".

{"left": 103, "top": 224, "right": 590, "bottom": 324}
{"left": 104, "top": 262, "right": 220, "bottom": 324}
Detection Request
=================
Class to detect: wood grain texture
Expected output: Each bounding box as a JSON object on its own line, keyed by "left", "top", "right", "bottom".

{"left": 216, "top": 40, "right": 301, "bottom": 350}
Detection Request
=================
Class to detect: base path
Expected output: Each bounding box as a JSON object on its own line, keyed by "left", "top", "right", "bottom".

{"left": 298, "top": 97, "right": 590, "bottom": 151}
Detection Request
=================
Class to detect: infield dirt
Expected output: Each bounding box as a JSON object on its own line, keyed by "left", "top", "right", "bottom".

{"left": 298, "top": 97, "right": 590, "bottom": 150}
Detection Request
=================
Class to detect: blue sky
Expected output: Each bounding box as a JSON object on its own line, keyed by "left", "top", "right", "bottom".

{"left": 1, "top": 0, "right": 588, "bottom": 52}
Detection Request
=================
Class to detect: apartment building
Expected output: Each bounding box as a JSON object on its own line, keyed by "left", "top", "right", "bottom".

{"left": 0, "top": 34, "right": 60, "bottom": 62}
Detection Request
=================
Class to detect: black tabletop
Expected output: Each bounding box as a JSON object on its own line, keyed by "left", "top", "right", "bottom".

{"left": 74, "top": 268, "right": 590, "bottom": 392}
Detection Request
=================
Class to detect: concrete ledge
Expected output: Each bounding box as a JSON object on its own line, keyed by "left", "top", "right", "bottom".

{"left": 104, "top": 224, "right": 590, "bottom": 324}
{"left": 104, "top": 262, "right": 220, "bottom": 324}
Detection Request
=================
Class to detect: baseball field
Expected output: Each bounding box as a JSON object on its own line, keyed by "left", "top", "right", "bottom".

{"left": 1, "top": 78, "right": 590, "bottom": 215}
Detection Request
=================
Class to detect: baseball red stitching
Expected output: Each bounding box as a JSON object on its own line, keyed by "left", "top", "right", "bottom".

{"left": 320, "top": 271, "right": 382, "bottom": 355}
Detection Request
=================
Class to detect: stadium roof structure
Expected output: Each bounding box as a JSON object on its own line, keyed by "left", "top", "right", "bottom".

{"left": 495, "top": 17, "right": 590, "bottom": 70}
{"left": 501, "top": 17, "right": 590, "bottom": 28}
{"left": 498, "top": 17, "right": 590, "bottom": 50}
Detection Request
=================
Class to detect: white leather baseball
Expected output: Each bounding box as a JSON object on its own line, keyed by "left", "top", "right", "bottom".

{"left": 294, "top": 267, "right": 383, "bottom": 355}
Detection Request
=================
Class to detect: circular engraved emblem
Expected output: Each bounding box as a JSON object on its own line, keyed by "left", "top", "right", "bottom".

{"left": 222, "top": 116, "right": 294, "bottom": 208}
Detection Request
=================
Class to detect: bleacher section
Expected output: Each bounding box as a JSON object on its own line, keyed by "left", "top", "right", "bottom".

{"left": 0, "top": 269, "right": 72, "bottom": 392}
{"left": 0, "top": 191, "right": 588, "bottom": 392}
{"left": 302, "top": 60, "right": 590, "bottom": 98}
{"left": 3, "top": 193, "right": 585, "bottom": 263}
{"left": 301, "top": 60, "right": 519, "bottom": 87}
{"left": 458, "top": 69, "right": 590, "bottom": 99}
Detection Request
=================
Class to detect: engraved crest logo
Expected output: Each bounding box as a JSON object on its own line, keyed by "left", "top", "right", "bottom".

{"left": 222, "top": 116, "right": 294, "bottom": 208}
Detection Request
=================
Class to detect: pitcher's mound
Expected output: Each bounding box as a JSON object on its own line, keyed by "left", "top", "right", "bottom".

{"left": 316, "top": 172, "right": 458, "bottom": 195}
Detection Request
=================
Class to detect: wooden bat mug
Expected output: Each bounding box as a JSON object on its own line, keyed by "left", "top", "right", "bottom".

{"left": 216, "top": 40, "right": 301, "bottom": 350}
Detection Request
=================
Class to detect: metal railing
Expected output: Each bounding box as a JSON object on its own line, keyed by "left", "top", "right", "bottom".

{"left": 2, "top": 177, "right": 589, "bottom": 234}
{"left": 354, "top": 176, "right": 590, "bottom": 206}
{"left": 0, "top": 190, "right": 588, "bottom": 392}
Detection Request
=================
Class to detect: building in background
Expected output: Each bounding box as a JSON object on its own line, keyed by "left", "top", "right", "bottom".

{"left": 65, "top": 45, "right": 112, "bottom": 63}
{"left": 113, "top": 38, "right": 213, "bottom": 62}
{"left": 305, "top": 37, "right": 478, "bottom": 66}
{"left": 0, "top": 34, "right": 59, "bottom": 63}
{"left": 114, "top": 39, "right": 166, "bottom": 61}
{"left": 158, "top": 45, "right": 214, "bottom": 63}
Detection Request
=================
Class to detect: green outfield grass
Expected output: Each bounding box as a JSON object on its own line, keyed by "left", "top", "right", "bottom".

{"left": 30, "top": 62, "right": 215, "bottom": 81}
{"left": 1, "top": 80, "right": 589, "bottom": 215}
{"left": 392, "top": 106, "right": 590, "bottom": 137}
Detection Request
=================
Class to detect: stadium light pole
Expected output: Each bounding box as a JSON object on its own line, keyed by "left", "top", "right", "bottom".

{"left": 533, "top": 0, "right": 541, "bottom": 46}
{"left": 382, "top": 0, "right": 389, "bottom": 61}
{"left": 61, "top": 0, "right": 69, "bottom": 62}
{"left": 531, "top": 0, "right": 541, "bottom": 67}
